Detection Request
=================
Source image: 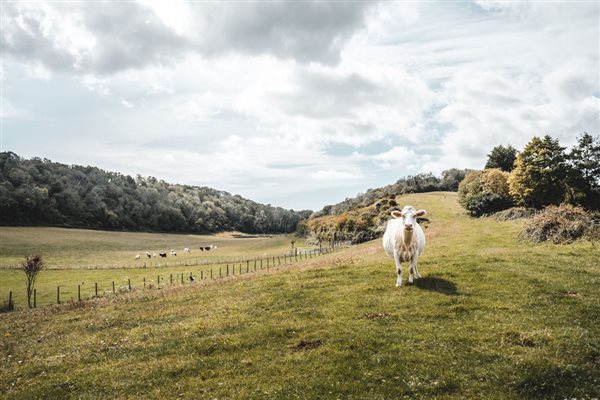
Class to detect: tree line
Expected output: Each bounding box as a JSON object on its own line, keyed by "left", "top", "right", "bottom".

{"left": 459, "top": 133, "right": 600, "bottom": 216}
{"left": 0, "top": 152, "right": 311, "bottom": 234}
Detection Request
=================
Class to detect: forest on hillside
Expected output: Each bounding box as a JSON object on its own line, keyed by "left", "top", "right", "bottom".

{"left": 0, "top": 152, "right": 311, "bottom": 234}
{"left": 311, "top": 168, "right": 471, "bottom": 218}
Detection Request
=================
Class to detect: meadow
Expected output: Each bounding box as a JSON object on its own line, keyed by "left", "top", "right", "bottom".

{"left": 0, "top": 228, "right": 307, "bottom": 307}
{"left": 1, "top": 192, "right": 599, "bottom": 399}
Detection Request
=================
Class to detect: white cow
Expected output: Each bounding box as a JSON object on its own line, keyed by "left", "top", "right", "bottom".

{"left": 184, "top": 247, "right": 190, "bottom": 254}
{"left": 134, "top": 254, "right": 141, "bottom": 260}
{"left": 383, "top": 205, "right": 427, "bottom": 287}
{"left": 170, "top": 249, "right": 177, "bottom": 256}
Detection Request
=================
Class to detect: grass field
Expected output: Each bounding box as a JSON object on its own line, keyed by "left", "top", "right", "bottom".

{"left": 1, "top": 192, "right": 599, "bottom": 399}
{"left": 0, "top": 229, "right": 307, "bottom": 307}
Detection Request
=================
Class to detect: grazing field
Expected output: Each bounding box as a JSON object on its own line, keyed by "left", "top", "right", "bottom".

{"left": 0, "top": 229, "right": 307, "bottom": 307}
{"left": 1, "top": 192, "right": 599, "bottom": 399}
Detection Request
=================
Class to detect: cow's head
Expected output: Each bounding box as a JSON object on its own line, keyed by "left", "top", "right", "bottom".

{"left": 391, "top": 205, "right": 426, "bottom": 231}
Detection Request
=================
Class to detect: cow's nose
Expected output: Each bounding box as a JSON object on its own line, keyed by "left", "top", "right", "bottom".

{"left": 405, "top": 223, "right": 413, "bottom": 229}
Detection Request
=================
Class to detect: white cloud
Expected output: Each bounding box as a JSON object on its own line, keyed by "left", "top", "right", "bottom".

{"left": 2, "top": 1, "right": 598, "bottom": 210}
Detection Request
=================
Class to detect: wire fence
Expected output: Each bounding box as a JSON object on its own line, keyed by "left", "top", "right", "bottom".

{"left": 1, "top": 241, "right": 351, "bottom": 311}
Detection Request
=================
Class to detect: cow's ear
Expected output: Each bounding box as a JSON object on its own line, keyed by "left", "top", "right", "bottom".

{"left": 391, "top": 210, "right": 402, "bottom": 219}
{"left": 416, "top": 209, "right": 427, "bottom": 216}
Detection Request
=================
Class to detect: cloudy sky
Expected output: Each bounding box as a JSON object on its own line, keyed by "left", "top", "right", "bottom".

{"left": 1, "top": 1, "right": 598, "bottom": 211}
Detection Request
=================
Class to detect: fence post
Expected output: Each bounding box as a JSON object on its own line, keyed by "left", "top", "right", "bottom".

{"left": 227, "top": 265, "right": 229, "bottom": 276}
{"left": 260, "top": 259, "right": 263, "bottom": 269}
{"left": 8, "top": 291, "right": 13, "bottom": 310}
{"left": 112, "top": 281, "right": 115, "bottom": 293}
{"left": 181, "top": 274, "right": 184, "bottom": 284}
{"left": 78, "top": 285, "right": 81, "bottom": 302}
{"left": 95, "top": 282, "right": 98, "bottom": 297}
{"left": 128, "top": 278, "right": 131, "bottom": 291}
{"left": 170, "top": 274, "right": 173, "bottom": 285}
{"left": 211, "top": 269, "right": 213, "bottom": 279}
{"left": 144, "top": 277, "right": 146, "bottom": 288}
{"left": 220, "top": 267, "right": 222, "bottom": 278}
{"left": 247, "top": 260, "right": 250, "bottom": 272}
{"left": 57, "top": 286, "right": 60, "bottom": 304}
{"left": 201, "top": 270, "right": 204, "bottom": 280}
{"left": 33, "top": 288, "right": 36, "bottom": 308}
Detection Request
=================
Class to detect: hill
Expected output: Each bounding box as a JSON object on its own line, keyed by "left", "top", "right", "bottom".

{"left": 1, "top": 192, "right": 598, "bottom": 399}
{"left": 0, "top": 152, "right": 311, "bottom": 234}
{"left": 300, "top": 170, "right": 471, "bottom": 244}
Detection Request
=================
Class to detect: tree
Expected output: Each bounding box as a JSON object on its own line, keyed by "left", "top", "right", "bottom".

{"left": 458, "top": 169, "right": 513, "bottom": 216}
{"left": 485, "top": 145, "right": 518, "bottom": 172}
{"left": 567, "top": 133, "right": 600, "bottom": 210}
{"left": 21, "top": 254, "right": 44, "bottom": 308}
{"left": 508, "top": 135, "right": 569, "bottom": 208}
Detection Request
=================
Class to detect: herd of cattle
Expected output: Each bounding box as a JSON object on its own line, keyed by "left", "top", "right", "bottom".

{"left": 132, "top": 204, "right": 428, "bottom": 288}
{"left": 134, "top": 245, "right": 218, "bottom": 260}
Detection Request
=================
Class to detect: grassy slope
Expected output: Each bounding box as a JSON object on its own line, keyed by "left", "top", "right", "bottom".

{"left": 0, "top": 229, "right": 305, "bottom": 306}
{"left": 0, "top": 227, "right": 302, "bottom": 268}
{"left": 1, "top": 192, "right": 599, "bottom": 399}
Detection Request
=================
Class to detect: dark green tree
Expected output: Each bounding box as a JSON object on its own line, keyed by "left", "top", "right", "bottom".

{"left": 567, "top": 133, "right": 600, "bottom": 210}
{"left": 485, "top": 145, "right": 518, "bottom": 172}
{"left": 508, "top": 135, "right": 569, "bottom": 208}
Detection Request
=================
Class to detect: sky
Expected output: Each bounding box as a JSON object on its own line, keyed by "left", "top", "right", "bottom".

{"left": 1, "top": 1, "right": 599, "bottom": 211}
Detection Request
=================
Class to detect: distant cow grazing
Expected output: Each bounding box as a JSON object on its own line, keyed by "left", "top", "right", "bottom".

{"left": 153, "top": 253, "right": 157, "bottom": 258}
{"left": 134, "top": 254, "right": 141, "bottom": 260}
{"left": 383, "top": 206, "right": 427, "bottom": 287}
{"left": 145, "top": 252, "right": 151, "bottom": 258}
{"left": 170, "top": 249, "right": 177, "bottom": 256}
{"left": 184, "top": 248, "right": 190, "bottom": 254}
{"left": 159, "top": 253, "right": 167, "bottom": 258}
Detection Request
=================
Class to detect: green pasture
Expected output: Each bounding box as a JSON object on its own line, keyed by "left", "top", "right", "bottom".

{"left": 0, "top": 230, "right": 308, "bottom": 307}
{"left": 0, "top": 227, "right": 303, "bottom": 268}
{"left": 1, "top": 192, "right": 599, "bottom": 399}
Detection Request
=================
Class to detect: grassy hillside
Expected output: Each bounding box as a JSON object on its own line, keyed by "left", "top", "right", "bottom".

{"left": 1, "top": 192, "right": 599, "bottom": 399}
{"left": 0, "top": 228, "right": 306, "bottom": 306}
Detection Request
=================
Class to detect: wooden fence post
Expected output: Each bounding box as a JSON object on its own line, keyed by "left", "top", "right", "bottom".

{"left": 112, "top": 281, "right": 115, "bottom": 293}
{"left": 57, "top": 286, "right": 60, "bottom": 304}
{"left": 8, "top": 291, "right": 13, "bottom": 310}
{"left": 33, "top": 288, "right": 36, "bottom": 308}
{"left": 227, "top": 265, "right": 229, "bottom": 276}
{"left": 211, "top": 269, "right": 213, "bottom": 279}
{"left": 254, "top": 258, "right": 257, "bottom": 271}
{"left": 144, "top": 277, "right": 146, "bottom": 288}
{"left": 181, "top": 274, "right": 184, "bottom": 284}
{"left": 78, "top": 285, "right": 81, "bottom": 302}
{"left": 157, "top": 275, "right": 160, "bottom": 287}
{"left": 95, "top": 282, "right": 98, "bottom": 297}
{"left": 260, "top": 259, "right": 263, "bottom": 269}
{"left": 128, "top": 278, "right": 131, "bottom": 290}
{"left": 170, "top": 274, "right": 173, "bottom": 285}
{"left": 201, "top": 270, "right": 204, "bottom": 280}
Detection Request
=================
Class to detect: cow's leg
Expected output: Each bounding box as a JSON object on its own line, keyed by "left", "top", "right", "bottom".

{"left": 408, "top": 260, "right": 415, "bottom": 284}
{"left": 412, "top": 257, "right": 422, "bottom": 279}
{"left": 393, "top": 250, "right": 403, "bottom": 287}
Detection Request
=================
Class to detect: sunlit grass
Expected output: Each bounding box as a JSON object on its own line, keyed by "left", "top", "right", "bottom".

{"left": 1, "top": 192, "right": 598, "bottom": 399}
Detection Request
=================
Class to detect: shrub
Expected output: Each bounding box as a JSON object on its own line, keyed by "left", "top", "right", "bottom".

{"left": 519, "top": 204, "right": 591, "bottom": 243}
{"left": 492, "top": 207, "right": 538, "bottom": 221}
{"left": 458, "top": 169, "right": 514, "bottom": 216}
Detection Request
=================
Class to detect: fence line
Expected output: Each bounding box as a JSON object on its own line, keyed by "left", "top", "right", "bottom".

{"left": 0, "top": 241, "right": 352, "bottom": 270}
{"left": 2, "top": 242, "right": 351, "bottom": 310}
